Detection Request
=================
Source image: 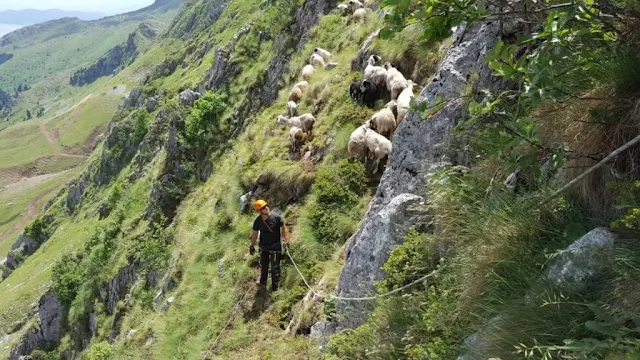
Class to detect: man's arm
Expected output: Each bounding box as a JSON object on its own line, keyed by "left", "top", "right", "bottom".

{"left": 282, "top": 225, "right": 290, "bottom": 245}
{"left": 250, "top": 230, "right": 258, "bottom": 247}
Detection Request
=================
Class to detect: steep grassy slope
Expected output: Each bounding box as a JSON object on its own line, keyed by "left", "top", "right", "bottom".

{"left": 3, "top": 0, "right": 640, "bottom": 360}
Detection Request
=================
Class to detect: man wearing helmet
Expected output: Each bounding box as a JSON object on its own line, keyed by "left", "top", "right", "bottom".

{"left": 250, "top": 200, "right": 290, "bottom": 291}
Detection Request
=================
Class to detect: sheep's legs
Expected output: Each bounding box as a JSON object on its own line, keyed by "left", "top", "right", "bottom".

{"left": 372, "top": 158, "right": 381, "bottom": 175}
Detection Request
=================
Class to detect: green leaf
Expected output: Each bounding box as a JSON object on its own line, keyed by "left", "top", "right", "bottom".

{"left": 379, "top": 28, "right": 395, "bottom": 39}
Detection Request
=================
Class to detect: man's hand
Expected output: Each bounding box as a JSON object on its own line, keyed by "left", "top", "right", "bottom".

{"left": 249, "top": 245, "right": 256, "bottom": 255}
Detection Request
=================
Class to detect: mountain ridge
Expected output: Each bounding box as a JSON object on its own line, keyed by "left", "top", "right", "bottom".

{"left": 0, "top": 9, "right": 106, "bottom": 25}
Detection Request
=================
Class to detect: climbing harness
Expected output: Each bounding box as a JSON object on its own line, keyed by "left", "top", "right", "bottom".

{"left": 284, "top": 246, "right": 442, "bottom": 302}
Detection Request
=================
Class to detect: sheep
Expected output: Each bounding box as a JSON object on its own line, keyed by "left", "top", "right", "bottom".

{"left": 348, "top": 121, "right": 371, "bottom": 159}
{"left": 349, "top": 79, "right": 382, "bottom": 108}
{"left": 287, "top": 101, "right": 298, "bottom": 117}
{"left": 384, "top": 62, "right": 409, "bottom": 100}
{"left": 364, "top": 55, "right": 387, "bottom": 88}
{"left": 396, "top": 80, "right": 415, "bottom": 124}
{"left": 301, "top": 64, "right": 315, "bottom": 80}
{"left": 293, "top": 80, "right": 309, "bottom": 93}
{"left": 348, "top": 0, "right": 364, "bottom": 11}
{"left": 309, "top": 53, "right": 326, "bottom": 68}
{"left": 337, "top": 3, "right": 349, "bottom": 15}
{"left": 288, "top": 86, "right": 303, "bottom": 103}
{"left": 289, "top": 126, "right": 307, "bottom": 152}
{"left": 276, "top": 113, "right": 316, "bottom": 137}
{"left": 352, "top": 8, "right": 368, "bottom": 23}
{"left": 369, "top": 100, "right": 397, "bottom": 138}
{"left": 313, "top": 47, "right": 332, "bottom": 62}
{"left": 364, "top": 128, "right": 392, "bottom": 174}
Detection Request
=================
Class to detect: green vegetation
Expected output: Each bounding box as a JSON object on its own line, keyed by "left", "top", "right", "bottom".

{"left": 4, "top": 0, "right": 640, "bottom": 359}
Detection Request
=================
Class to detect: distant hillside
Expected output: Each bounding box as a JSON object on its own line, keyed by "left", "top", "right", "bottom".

{"left": 0, "top": 24, "right": 21, "bottom": 38}
{"left": 0, "top": 9, "right": 106, "bottom": 25}
{"left": 0, "top": 0, "right": 183, "bottom": 93}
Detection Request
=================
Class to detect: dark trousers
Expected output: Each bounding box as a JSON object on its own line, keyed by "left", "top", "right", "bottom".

{"left": 259, "top": 249, "right": 281, "bottom": 290}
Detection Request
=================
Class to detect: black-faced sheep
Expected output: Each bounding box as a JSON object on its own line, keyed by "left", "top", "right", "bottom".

{"left": 309, "top": 53, "right": 326, "bottom": 68}
{"left": 289, "top": 126, "right": 307, "bottom": 152}
{"left": 369, "top": 100, "right": 397, "bottom": 138}
{"left": 349, "top": 79, "right": 382, "bottom": 108}
{"left": 364, "top": 55, "right": 387, "bottom": 88}
{"left": 348, "top": 0, "right": 364, "bottom": 11}
{"left": 301, "top": 64, "right": 315, "bottom": 80}
{"left": 313, "top": 47, "right": 332, "bottom": 62}
{"left": 384, "top": 62, "right": 409, "bottom": 100}
{"left": 287, "top": 101, "right": 298, "bottom": 117}
{"left": 276, "top": 113, "right": 316, "bottom": 137}
{"left": 396, "top": 80, "right": 416, "bottom": 124}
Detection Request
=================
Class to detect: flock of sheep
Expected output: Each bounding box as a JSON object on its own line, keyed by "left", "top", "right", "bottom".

{"left": 274, "top": 0, "right": 417, "bottom": 175}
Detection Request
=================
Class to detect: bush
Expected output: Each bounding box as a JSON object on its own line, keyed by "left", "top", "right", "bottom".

{"left": 183, "top": 91, "right": 227, "bottom": 150}
{"left": 309, "top": 160, "right": 368, "bottom": 243}
{"left": 52, "top": 254, "right": 84, "bottom": 305}
{"left": 82, "top": 341, "right": 114, "bottom": 360}
{"left": 132, "top": 110, "right": 150, "bottom": 144}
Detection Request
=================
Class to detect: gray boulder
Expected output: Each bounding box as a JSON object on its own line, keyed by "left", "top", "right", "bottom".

{"left": 310, "top": 319, "right": 337, "bottom": 351}
{"left": 144, "top": 97, "right": 159, "bottom": 112}
{"left": 335, "top": 20, "right": 503, "bottom": 330}
{"left": 178, "top": 90, "right": 202, "bottom": 107}
{"left": 10, "top": 292, "right": 63, "bottom": 360}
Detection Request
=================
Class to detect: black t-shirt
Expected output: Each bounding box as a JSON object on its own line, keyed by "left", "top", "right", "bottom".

{"left": 253, "top": 214, "right": 284, "bottom": 249}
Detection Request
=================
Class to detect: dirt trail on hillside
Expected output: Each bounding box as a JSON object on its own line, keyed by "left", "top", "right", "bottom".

{"left": 0, "top": 186, "right": 58, "bottom": 243}
{"left": 39, "top": 94, "right": 94, "bottom": 152}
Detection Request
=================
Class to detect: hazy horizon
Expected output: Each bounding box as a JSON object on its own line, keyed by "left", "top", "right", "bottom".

{"left": 0, "top": 0, "right": 155, "bottom": 15}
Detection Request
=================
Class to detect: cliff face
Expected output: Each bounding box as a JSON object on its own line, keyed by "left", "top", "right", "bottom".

{"left": 335, "top": 20, "right": 503, "bottom": 329}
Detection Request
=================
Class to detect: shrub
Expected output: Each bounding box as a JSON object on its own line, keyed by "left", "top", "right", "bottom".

{"left": 132, "top": 110, "right": 150, "bottom": 144}
{"left": 52, "top": 254, "right": 84, "bottom": 305}
{"left": 309, "top": 160, "right": 368, "bottom": 243}
{"left": 183, "top": 91, "right": 227, "bottom": 150}
{"left": 82, "top": 341, "right": 114, "bottom": 360}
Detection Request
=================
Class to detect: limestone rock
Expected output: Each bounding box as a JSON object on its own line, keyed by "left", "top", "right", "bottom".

{"left": 351, "top": 29, "right": 380, "bottom": 71}
{"left": 335, "top": 20, "right": 502, "bottom": 330}
{"left": 162, "top": 296, "right": 176, "bottom": 311}
{"left": 105, "top": 265, "right": 136, "bottom": 315}
{"left": 310, "top": 319, "right": 337, "bottom": 351}
{"left": 144, "top": 97, "right": 159, "bottom": 112}
{"left": 10, "top": 292, "right": 63, "bottom": 360}
{"left": 178, "top": 90, "right": 202, "bottom": 107}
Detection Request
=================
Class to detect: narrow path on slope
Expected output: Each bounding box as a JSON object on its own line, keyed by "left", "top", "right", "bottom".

{"left": 0, "top": 185, "right": 58, "bottom": 243}
{"left": 39, "top": 94, "right": 94, "bottom": 157}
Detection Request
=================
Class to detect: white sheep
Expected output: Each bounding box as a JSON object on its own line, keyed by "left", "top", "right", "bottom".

{"left": 384, "top": 62, "right": 409, "bottom": 100}
{"left": 364, "top": 55, "right": 387, "bottom": 88}
{"left": 348, "top": 121, "right": 371, "bottom": 159}
{"left": 276, "top": 113, "right": 316, "bottom": 136}
{"left": 396, "top": 80, "right": 416, "bottom": 124}
{"left": 309, "top": 53, "right": 326, "bottom": 68}
{"left": 313, "top": 47, "right": 332, "bottom": 62}
{"left": 289, "top": 86, "right": 303, "bottom": 103}
{"left": 364, "top": 128, "right": 392, "bottom": 174}
{"left": 287, "top": 101, "right": 298, "bottom": 117}
{"left": 301, "top": 64, "right": 315, "bottom": 80}
{"left": 349, "top": 0, "right": 364, "bottom": 11}
{"left": 370, "top": 100, "right": 397, "bottom": 138}
{"left": 289, "top": 126, "right": 307, "bottom": 152}
{"left": 337, "top": 3, "right": 349, "bottom": 15}
{"left": 293, "top": 80, "right": 309, "bottom": 93}
{"left": 352, "top": 8, "right": 367, "bottom": 23}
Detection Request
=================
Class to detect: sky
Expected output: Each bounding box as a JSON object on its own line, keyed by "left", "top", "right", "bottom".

{"left": 0, "top": 0, "right": 156, "bottom": 15}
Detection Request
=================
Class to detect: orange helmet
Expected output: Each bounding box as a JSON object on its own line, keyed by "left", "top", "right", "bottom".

{"left": 254, "top": 200, "right": 268, "bottom": 212}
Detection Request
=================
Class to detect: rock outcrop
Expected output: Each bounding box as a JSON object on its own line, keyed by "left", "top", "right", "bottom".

{"left": 457, "top": 228, "right": 617, "bottom": 359}
{"left": 335, "top": 20, "right": 503, "bottom": 330}
{"left": 178, "top": 89, "right": 202, "bottom": 106}
{"left": 70, "top": 31, "right": 138, "bottom": 86}
{"left": 102, "top": 264, "right": 136, "bottom": 315}
{"left": 206, "top": 24, "right": 252, "bottom": 90}
{"left": 9, "top": 292, "right": 63, "bottom": 360}
{"left": 2, "top": 218, "right": 53, "bottom": 280}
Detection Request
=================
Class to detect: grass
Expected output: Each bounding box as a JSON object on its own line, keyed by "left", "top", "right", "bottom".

{"left": 0, "top": 121, "right": 57, "bottom": 170}
{"left": 0, "top": 169, "right": 77, "bottom": 256}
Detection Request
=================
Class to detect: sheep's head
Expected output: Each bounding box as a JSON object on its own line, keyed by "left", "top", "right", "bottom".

{"left": 407, "top": 80, "right": 416, "bottom": 88}
{"left": 276, "top": 115, "right": 289, "bottom": 126}
{"left": 360, "top": 79, "right": 375, "bottom": 92}
{"left": 386, "top": 100, "right": 397, "bottom": 111}
{"left": 383, "top": 62, "right": 396, "bottom": 70}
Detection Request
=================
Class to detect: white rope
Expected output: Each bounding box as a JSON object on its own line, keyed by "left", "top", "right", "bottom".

{"left": 284, "top": 247, "right": 441, "bottom": 302}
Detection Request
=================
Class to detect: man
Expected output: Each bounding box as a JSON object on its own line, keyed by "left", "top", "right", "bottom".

{"left": 250, "top": 200, "right": 290, "bottom": 291}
